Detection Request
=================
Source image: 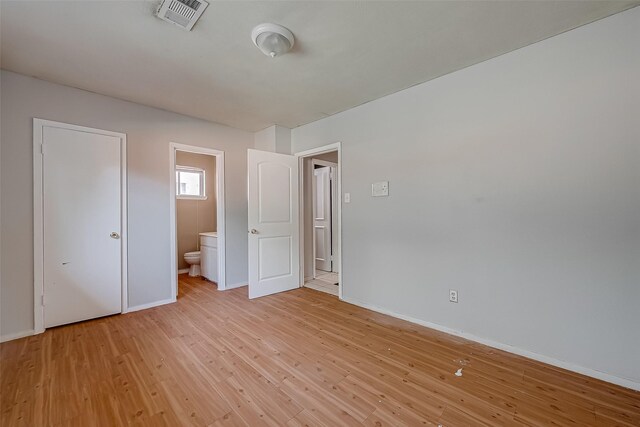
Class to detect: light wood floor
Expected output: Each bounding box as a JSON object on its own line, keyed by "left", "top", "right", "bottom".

{"left": 1, "top": 275, "right": 639, "bottom": 426}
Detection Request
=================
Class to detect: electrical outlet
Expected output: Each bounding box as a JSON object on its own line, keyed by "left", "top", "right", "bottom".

{"left": 344, "top": 193, "right": 351, "bottom": 203}
{"left": 449, "top": 289, "right": 458, "bottom": 303}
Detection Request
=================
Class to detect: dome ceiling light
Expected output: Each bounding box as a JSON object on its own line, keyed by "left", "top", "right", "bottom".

{"left": 251, "top": 23, "right": 295, "bottom": 58}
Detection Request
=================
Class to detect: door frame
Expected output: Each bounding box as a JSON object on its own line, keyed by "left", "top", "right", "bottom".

{"left": 169, "top": 143, "right": 226, "bottom": 294}
{"left": 311, "top": 159, "right": 338, "bottom": 277}
{"left": 33, "top": 118, "right": 128, "bottom": 334}
{"left": 294, "top": 142, "right": 342, "bottom": 299}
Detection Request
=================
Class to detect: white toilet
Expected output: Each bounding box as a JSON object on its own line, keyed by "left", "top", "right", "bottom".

{"left": 184, "top": 251, "right": 201, "bottom": 277}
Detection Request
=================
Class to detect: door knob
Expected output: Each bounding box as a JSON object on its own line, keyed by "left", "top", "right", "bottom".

{"left": 110, "top": 232, "right": 120, "bottom": 239}
{"left": 250, "top": 229, "right": 259, "bottom": 234}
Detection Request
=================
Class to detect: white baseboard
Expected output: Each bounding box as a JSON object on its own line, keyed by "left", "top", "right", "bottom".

{"left": 224, "top": 282, "right": 247, "bottom": 290}
{"left": 126, "top": 297, "right": 176, "bottom": 313}
{"left": 340, "top": 296, "right": 640, "bottom": 392}
{"left": 0, "top": 329, "right": 35, "bottom": 343}
{"left": 177, "top": 268, "right": 189, "bottom": 274}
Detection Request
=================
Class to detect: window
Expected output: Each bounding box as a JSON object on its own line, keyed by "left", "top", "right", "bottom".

{"left": 176, "top": 166, "right": 206, "bottom": 199}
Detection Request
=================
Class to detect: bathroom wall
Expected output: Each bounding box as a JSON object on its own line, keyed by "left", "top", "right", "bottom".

{"left": 0, "top": 70, "right": 253, "bottom": 339}
{"left": 176, "top": 151, "right": 217, "bottom": 270}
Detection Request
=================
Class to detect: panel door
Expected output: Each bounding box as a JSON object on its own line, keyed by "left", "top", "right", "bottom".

{"left": 247, "top": 149, "right": 300, "bottom": 298}
{"left": 43, "top": 125, "right": 123, "bottom": 327}
{"left": 313, "top": 166, "right": 332, "bottom": 272}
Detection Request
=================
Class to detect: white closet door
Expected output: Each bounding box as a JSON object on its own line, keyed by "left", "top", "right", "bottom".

{"left": 43, "top": 124, "right": 123, "bottom": 327}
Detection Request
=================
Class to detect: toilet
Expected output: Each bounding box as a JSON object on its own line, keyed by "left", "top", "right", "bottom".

{"left": 184, "top": 251, "right": 201, "bottom": 277}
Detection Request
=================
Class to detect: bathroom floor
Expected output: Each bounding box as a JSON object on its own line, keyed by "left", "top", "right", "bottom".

{"left": 304, "top": 270, "right": 339, "bottom": 296}
{"left": 178, "top": 272, "right": 217, "bottom": 297}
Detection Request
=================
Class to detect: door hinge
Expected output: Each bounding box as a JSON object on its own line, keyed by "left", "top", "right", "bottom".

{"left": 40, "top": 144, "right": 45, "bottom": 154}
{"left": 41, "top": 294, "right": 45, "bottom": 306}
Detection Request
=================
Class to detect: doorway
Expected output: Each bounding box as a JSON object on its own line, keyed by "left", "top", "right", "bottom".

{"left": 33, "top": 119, "right": 128, "bottom": 333}
{"left": 245, "top": 142, "right": 342, "bottom": 300}
{"left": 169, "top": 143, "right": 226, "bottom": 296}
{"left": 302, "top": 151, "right": 340, "bottom": 296}
{"left": 295, "top": 143, "right": 342, "bottom": 298}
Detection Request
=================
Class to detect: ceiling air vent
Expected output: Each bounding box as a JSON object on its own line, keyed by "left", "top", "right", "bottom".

{"left": 156, "top": 0, "right": 209, "bottom": 31}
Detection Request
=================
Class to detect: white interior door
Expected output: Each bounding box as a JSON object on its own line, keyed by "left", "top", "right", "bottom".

{"left": 248, "top": 149, "right": 299, "bottom": 299}
{"left": 43, "top": 124, "right": 123, "bottom": 327}
{"left": 313, "top": 166, "right": 332, "bottom": 272}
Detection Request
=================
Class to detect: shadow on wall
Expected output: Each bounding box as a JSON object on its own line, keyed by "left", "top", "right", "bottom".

{"left": 176, "top": 151, "right": 216, "bottom": 270}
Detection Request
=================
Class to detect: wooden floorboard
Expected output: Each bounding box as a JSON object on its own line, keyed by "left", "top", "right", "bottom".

{"left": 1, "top": 274, "right": 638, "bottom": 426}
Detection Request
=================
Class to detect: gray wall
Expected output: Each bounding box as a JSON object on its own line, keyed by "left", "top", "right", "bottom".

{"left": 0, "top": 71, "right": 253, "bottom": 336}
{"left": 292, "top": 9, "right": 640, "bottom": 384}
{"left": 176, "top": 151, "right": 216, "bottom": 270}
{"left": 254, "top": 125, "right": 291, "bottom": 154}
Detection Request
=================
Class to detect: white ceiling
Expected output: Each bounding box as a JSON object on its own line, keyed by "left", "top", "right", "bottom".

{"left": 1, "top": 1, "right": 637, "bottom": 131}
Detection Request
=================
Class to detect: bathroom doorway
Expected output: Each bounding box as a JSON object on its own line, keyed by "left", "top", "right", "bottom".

{"left": 297, "top": 145, "right": 341, "bottom": 297}
{"left": 169, "top": 143, "right": 226, "bottom": 296}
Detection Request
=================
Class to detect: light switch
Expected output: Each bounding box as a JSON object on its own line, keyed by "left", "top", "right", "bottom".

{"left": 371, "top": 181, "right": 389, "bottom": 197}
{"left": 344, "top": 193, "right": 351, "bottom": 203}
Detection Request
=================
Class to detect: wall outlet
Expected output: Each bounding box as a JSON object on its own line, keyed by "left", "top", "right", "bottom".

{"left": 344, "top": 193, "right": 351, "bottom": 203}
{"left": 449, "top": 289, "right": 458, "bottom": 303}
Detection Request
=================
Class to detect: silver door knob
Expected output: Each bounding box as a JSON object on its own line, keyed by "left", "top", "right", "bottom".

{"left": 250, "top": 229, "right": 259, "bottom": 234}
{"left": 110, "top": 232, "right": 120, "bottom": 239}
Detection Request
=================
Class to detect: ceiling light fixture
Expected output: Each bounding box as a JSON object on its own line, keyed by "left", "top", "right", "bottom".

{"left": 251, "top": 23, "right": 295, "bottom": 58}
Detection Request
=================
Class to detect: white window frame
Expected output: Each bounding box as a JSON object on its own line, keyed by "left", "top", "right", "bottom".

{"left": 176, "top": 165, "right": 207, "bottom": 200}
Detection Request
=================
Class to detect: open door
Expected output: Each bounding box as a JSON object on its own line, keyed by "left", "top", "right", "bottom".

{"left": 248, "top": 149, "right": 300, "bottom": 298}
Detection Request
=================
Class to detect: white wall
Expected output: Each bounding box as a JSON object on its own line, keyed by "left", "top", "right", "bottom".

{"left": 292, "top": 8, "right": 640, "bottom": 387}
{"left": 254, "top": 126, "right": 277, "bottom": 152}
{"left": 254, "top": 125, "right": 291, "bottom": 153}
{"left": 0, "top": 71, "right": 253, "bottom": 337}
